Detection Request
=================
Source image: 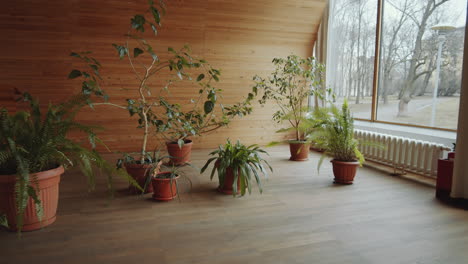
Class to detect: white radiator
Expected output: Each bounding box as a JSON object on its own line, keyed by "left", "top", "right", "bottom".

{"left": 354, "top": 129, "right": 451, "bottom": 178}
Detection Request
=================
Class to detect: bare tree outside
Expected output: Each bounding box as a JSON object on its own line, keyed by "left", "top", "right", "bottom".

{"left": 327, "top": 0, "right": 466, "bottom": 130}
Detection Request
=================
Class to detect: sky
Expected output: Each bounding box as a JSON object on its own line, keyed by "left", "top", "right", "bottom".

{"left": 384, "top": 0, "right": 467, "bottom": 28}
{"left": 446, "top": 0, "right": 467, "bottom": 27}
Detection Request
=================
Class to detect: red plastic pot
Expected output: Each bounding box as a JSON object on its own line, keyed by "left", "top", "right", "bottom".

{"left": 151, "top": 172, "right": 179, "bottom": 201}
{"left": 331, "top": 160, "right": 359, "bottom": 184}
{"left": 436, "top": 158, "right": 454, "bottom": 199}
{"left": 0, "top": 166, "right": 63, "bottom": 231}
{"left": 289, "top": 141, "right": 310, "bottom": 161}
{"left": 166, "top": 140, "right": 193, "bottom": 165}
{"left": 218, "top": 166, "right": 241, "bottom": 195}
{"left": 125, "top": 163, "right": 153, "bottom": 194}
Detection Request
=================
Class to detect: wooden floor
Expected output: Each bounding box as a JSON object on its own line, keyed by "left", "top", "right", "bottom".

{"left": 1, "top": 146, "right": 468, "bottom": 264}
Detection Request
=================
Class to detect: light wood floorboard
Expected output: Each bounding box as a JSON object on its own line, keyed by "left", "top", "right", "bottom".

{"left": 1, "top": 146, "right": 468, "bottom": 264}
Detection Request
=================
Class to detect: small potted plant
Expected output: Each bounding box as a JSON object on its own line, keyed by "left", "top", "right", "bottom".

{"left": 253, "top": 55, "right": 326, "bottom": 161}
{"left": 116, "top": 150, "right": 166, "bottom": 194}
{"left": 0, "top": 91, "right": 138, "bottom": 233}
{"left": 200, "top": 140, "right": 272, "bottom": 196}
{"left": 310, "top": 99, "right": 365, "bottom": 184}
{"left": 150, "top": 164, "right": 189, "bottom": 201}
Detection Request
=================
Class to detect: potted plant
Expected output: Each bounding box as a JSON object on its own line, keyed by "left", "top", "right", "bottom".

{"left": 151, "top": 170, "right": 179, "bottom": 201}
{"left": 200, "top": 140, "right": 272, "bottom": 196}
{"left": 69, "top": 1, "right": 255, "bottom": 169}
{"left": 253, "top": 55, "right": 326, "bottom": 161}
{"left": 156, "top": 92, "right": 255, "bottom": 165}
{"left": 116, "top": 150, "right": 166, "bottom": 194}
{"left": 150, "top": 164, "right": 192, "bottom": 201}
{"left": 310, "top": 99, "right": 365, "bottom": 184}
{"left": 0, "top": 91, "right": 138, "bottom": 233}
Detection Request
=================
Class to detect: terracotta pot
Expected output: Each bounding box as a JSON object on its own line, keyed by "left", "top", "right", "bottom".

{"left": 289, "top": 141, "right": 310, "bottom": 161}
{"left": 218, "top": 166, "right": 241, "bottom": 195}
{"left": 0, "top": 166, "right": 64, "bottom": 231}
{"left": 166, "top": 140, "right": 193, "bottom": 165}
{"left": 125, "top": 163, "right": 153, "bottom": 194}
{"left": 331, "top": 160, "right": 360, "bottom": 184}
{"left": 151, "top": 172, "right": 179, "bottom": 201}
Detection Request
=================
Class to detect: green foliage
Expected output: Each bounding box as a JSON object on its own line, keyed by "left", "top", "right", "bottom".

{"left": 153, "top": 164, "right": 194, "bottom": 202}
{"left": 116, "top": 149, "right": 167, "bottom": 167}
{"left": 0, "top": 92, "right": 138, "bottom": 233}
{"left": 116, "top": 149, "right": 168, "bottom": 192}
{"left": 309, "top": 99, "right": 365, "bottom": 171}
{"left": 200, "top": 140, "right": 272, "bottom": 197}
{"left": 253, "top": 55, "right": 326, "bottom": 141}
{"left": 95, "top": 1, "right": 255, "bottom": 152}
{"left": 154, "top": 62, "right": 255, "bottom": 143}
{"left": 0, "top": 213, "right": 7, "bottom": 228}
{"left": 67, "top": 51, "right": 108, "bottom": 107}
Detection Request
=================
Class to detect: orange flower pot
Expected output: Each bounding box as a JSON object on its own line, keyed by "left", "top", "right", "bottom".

{"left": 289, "top": 141, "right": 310, "bottom": 161}
{"left": 218, "top": 167, "right": 241, "bottom": 195}
{"left": 331, "top": 160, "right": 360, "bottom": 184}
{"left": 166, "top": 140, "right": 193, "bottom": 165}
{"left": 151, "top": 172, "right": 179, "bottom": 201}
{"left": 0, "top": 166, "right": 63, "bottom": 231}
{"left": 125, "top": 163, "right": 155, "bottom": 194}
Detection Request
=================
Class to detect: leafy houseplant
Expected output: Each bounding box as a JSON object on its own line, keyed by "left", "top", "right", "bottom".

{"left": 156, "top": 84, "right": 255, "bottom": 165}
{"left": 151, "top": 164, "right": 191, "bottom": 201}
{"left": 68, "top": 1, "right": 255, "bottom": 168}
{"left": 310, "top": 99, "right": 365, "bottom": 184}
{"left": 253, "top": 55, "right": 327, "bottom": 161}
{"left": 200, "top": 140, "right": 272, "bottom": 196}
{"left": 116, "top": 150, "right": 166, "bottom": 194}
{"left": 0, "top": 91, "right": 137, "bottom": 233}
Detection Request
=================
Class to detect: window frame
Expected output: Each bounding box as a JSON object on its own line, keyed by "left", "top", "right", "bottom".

{"left": 343, "top": 0, "right": 460, "bottom": 132}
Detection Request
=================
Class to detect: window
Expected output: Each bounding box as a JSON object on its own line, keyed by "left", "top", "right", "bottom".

{"left": 327, "top": 0, "right": 467, "bottom": 131}
{"left": 327, "top": 0, "right": 377, "bottom": 120}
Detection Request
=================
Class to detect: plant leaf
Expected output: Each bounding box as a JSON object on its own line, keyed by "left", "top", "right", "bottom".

{"left": 197, "top": 74, "right": 205, "bottom": 82}
{"left": 204, "top": 101, "right": 214, "bottom": 114}
{"left": 112, "top": 44, "right": 128, "bottom": 59}
{"left": 131, "top": 14, "right": 146, "bottom": 32}
{"left": 134, "top": 48, "right": 144, "bottom": 58}
{"left": 150, "top": 6, "right": 161, "bottom": 25}
{"left": 177, "top": 139, "right": 184, "bottom": 149}
{"left": 68, "top": 70, "right": 82, "bottom": 79}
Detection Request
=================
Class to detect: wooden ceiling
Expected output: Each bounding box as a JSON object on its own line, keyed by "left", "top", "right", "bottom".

{"left": 0, "top": 0, "right": 328, "bottom": 151}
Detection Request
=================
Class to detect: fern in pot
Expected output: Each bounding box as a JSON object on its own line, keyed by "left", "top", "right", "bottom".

{"left": 200, "top": 140, "right": 272, "bottom": 196}
{"left": 0, "top": 92, "right": 138, "bottom": 233}
{"left": 310, "top": 99, "right": 364, "bottom": 184}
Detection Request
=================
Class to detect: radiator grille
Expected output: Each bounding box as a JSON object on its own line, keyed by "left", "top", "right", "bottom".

{"left": 354, "top": 129, "right": 451, "bottom": 178}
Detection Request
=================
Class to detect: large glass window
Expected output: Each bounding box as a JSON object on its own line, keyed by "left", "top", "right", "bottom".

{"left": 327, "top": 0, "right": 378, "bottom": 119}
{"left": 327, "top": 0, "right": 467, "bottom": 131}
{"left": 377, "top": 0, "right": 466, "bottom": 130}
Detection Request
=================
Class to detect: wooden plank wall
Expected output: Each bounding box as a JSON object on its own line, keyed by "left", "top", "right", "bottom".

{"left": 0, "top": 0, "right": 327, "bottom": 152}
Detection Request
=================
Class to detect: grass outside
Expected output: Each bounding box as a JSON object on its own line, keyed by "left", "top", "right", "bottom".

{"left": 335, "top": 95, "right": 460, "bottom": 130}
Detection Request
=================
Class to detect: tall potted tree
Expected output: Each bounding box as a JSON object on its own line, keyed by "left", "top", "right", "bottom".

{"left": 69, "top": 1, "right": 255, "bottom": 174}
{"left": 253, "top": 55, "right": 326, "bottom": 161}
